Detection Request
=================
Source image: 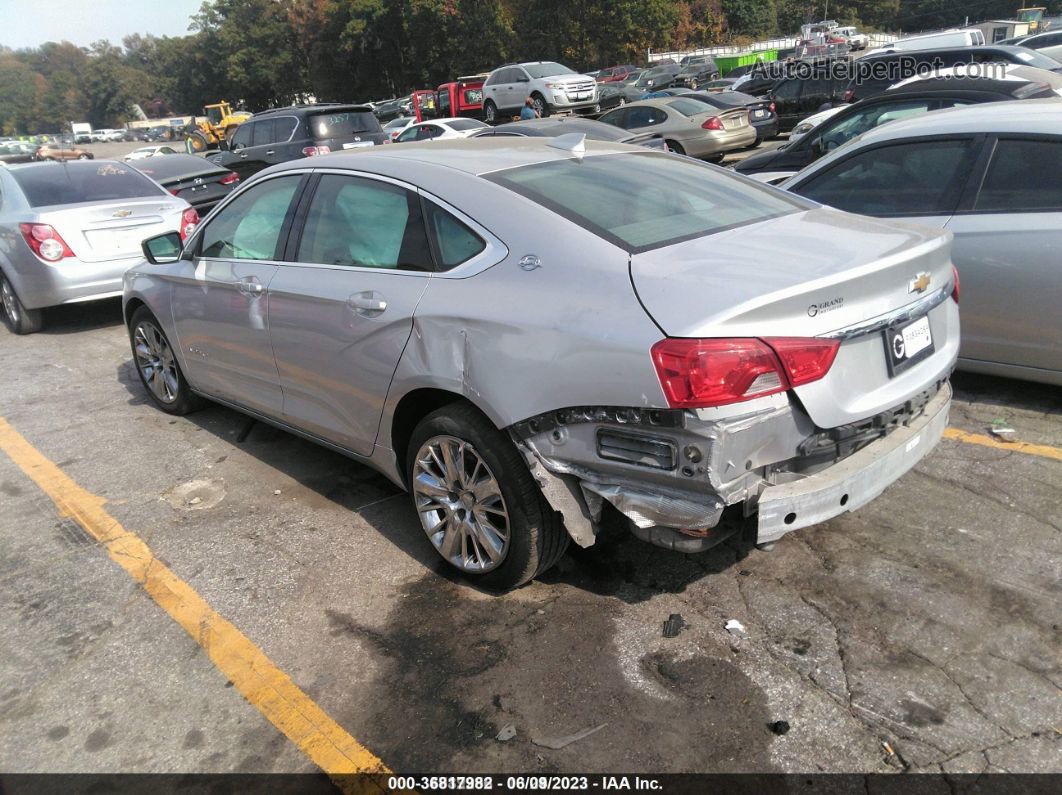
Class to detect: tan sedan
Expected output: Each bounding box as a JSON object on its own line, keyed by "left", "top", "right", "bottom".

{"left": 35, "top": 143, "right": 94, "bottom": 161}
{"left": 597, "top": 96, "right": 755, "bottom": 160}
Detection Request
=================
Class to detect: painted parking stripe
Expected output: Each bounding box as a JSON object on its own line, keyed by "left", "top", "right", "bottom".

{"left": 0, "top": 416, "right": 389, "bottom": 786}
{"left": 943, "top": 428, "right": 1062, "bottom": 462}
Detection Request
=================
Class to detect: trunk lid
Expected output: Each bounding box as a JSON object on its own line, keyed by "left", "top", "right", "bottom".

{"left": 41, "top": 198, "right": 186, "bottom": 262}
{"left": 630, "top": 207, "right": 957, "bottom": 427}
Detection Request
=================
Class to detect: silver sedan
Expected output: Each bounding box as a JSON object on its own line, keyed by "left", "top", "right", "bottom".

{"left": 0, "top": 160, "right": 197, "bottom": 334}
{"left": 598, "top": 96, "right": 756, "bottom": 159}
{"left": 781, "top": 99, "right": 1062, "bottom": 386}
{"left": 125, "top": 136, "right": 959, "bottom": 589}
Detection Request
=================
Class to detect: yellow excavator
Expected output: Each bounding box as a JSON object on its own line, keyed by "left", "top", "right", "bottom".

{"left": 183, "top": 102, "right": 252, "bottom": 154}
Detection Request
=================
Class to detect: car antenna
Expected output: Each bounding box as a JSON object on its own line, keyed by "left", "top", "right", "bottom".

{"left": 547, "top": 133, "right": 586, "bottom": 156}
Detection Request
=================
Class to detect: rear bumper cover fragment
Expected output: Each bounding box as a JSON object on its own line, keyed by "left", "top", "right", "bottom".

{"left": 756, "top": 383, "right": 951, "bottom": 543}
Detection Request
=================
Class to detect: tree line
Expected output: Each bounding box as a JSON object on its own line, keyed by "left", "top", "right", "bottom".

{"left": 1, "top": 0, "right": 1057, "bottom": 133}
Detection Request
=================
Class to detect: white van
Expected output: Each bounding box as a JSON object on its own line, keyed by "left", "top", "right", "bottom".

{"left": 865, "top": 28, "right": 986, "bottom": 56}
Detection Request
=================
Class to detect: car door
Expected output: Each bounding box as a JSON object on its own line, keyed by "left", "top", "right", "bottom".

{"left": 221, "top": 121, "right": 256, "bottom": 179}
{"left": 267, "top": 116, "right": 299, "bottom": 165}
{"left": 266, "top": 173, "right": 435, "bottom": 455}
{"left": 770, "top": 78, "right": 803, "bottom": 129}
{"left": 492, "top": 68, "right": 517, "bottom": 112}
{"left": 170, "top": 173, "right": 306, "bottom": 416}
{"left": 945, "top": 135, "right": 1062, "bottom": 373}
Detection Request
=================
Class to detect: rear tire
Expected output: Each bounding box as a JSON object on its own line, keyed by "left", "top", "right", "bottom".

{"left": 0, "top": 272, "right": 43, "bottom": 335}
{"left": 77, "top": 154, "right": 89, "bottom": 160}
{"left": 665, "top": 140, "right": 685, "bottom": 155}
{"left": 407, "top": 403, "right": 569, "bottom": 591}
{"left": 483, "top": 100, "right": 498, "bottom": 125}
{"left": 128, "top": 307, "right": 205, "bottom": 415}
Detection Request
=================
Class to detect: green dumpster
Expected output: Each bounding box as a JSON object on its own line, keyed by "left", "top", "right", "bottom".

{"left": 715, "top": 50, "right": 778, "bottom": 76}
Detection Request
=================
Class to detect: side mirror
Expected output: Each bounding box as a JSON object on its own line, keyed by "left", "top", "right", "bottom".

{"left": 810, "top": 137, "right": 824, "bottom": 156}
{"left": 517, "top": 75, "right": 530, "bottom": 83}
{"left": 143, "top": 231, "right": 184, "bottom": 264}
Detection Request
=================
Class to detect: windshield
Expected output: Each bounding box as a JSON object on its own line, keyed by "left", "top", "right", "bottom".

{"left": 206, "top": 107, "right": 223, "bottom": 125}
{"left": 308, "top": 109, "right": 380, "bottom": 138}
{"left": 525, "top": 62, "right": 577, "bottom": 79}
{"left": 12, "top": 162, "right": 163, "bottom": 207}
{"left": 487, "top": 152, "right": 807, "bottom": 252}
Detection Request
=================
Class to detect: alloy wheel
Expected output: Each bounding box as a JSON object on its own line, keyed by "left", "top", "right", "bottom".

{"left": 1, "top": 278, "right": 19, "bottom": 325}
{"left": 412, "top": 435, "right": 510, "bottom": 573}
{"left": 133, "top": 321, "right": 180, "bottom": 404}
{"left": 531, "top": 96, "right": 547, "bottom": 116}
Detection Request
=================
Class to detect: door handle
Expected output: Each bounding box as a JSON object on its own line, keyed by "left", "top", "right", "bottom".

{"left": 265, "top": 150, "right": 274, "bottom": 155}
{"left": 348, "top": 291, "right": 387, "bottom": 318}
{"left": 238, "top": 152, "right": 247, "bottom": 158}
{"left": 237, "top": 277, "right": 263, "bottom": 297}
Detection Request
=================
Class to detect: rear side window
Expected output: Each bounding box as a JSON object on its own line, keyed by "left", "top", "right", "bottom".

{"left": 11, "top": 162, "right": 162, "bottom": 207}
{"left": 200, "top": 176, "right": 300, "bottom": 260}
{"left": 975, "top": 138, "right": 1062, "bottom": 211}
{"left": 424, "top": 202, "right": 485, "bottom": 270}
{"left": 487, "top": 151, "right": 807, "bottom": 252}
{"left": 252, "top": 119, "right": 276, "bottom": 147}
{"left": 308, "top": 110, "right": 381, "bottom": 139}
{"left": 793, "top": 139, "right": 974, "bottom": 216}
{"left": 295, "top": 175, "right": 433, "bottom": 271}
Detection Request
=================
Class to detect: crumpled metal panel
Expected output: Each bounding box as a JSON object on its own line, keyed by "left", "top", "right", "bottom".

{"left": 580, "top": 481, "right": 724, "bottom": 531}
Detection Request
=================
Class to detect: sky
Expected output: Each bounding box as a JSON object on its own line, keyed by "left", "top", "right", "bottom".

{"left": 0, "top": 0, "right": 205, "bottom": 50}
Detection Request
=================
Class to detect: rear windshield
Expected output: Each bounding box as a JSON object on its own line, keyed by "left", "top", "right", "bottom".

{"left": 448, "top": 118, "right": 488, "bottom": 131}
{"left": 11, "top": 162, "right": 163, "bottom": 207}
{"left": 487, "top": 152, "right": 808, "bottom": 252}
{"left": 308, "top": 110, "right": 380, "bottom": 139}
{"left": 710, "top": 91, "right": 756, "bottom": 106}
{"left": 667, "top": 98, "right": 711, "bottom": 116}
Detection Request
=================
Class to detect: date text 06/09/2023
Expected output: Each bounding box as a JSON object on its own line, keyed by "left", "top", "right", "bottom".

{"left": 384, "top": 776, "right": 663, "bottom": 791}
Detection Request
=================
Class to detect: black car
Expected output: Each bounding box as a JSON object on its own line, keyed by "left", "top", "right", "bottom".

{"left": 132, "top": 153, "right": 240, "bottom": 214}
{"left": 685, "top": 90, "right": 778, "bottom": 142}
{"left": 736, "top": 72, "right": 1062, "bottom": 177}
{"left": 767, "top": 59, "right": 851, "bottom": 131}
{"left": 671, "top": 55, "right": 720, "bottom": 89}
{"left": 844, "top": 45, "right": 1062, "bottom": 102}
{"left": 0, "top": 144, "right": 36, "bottom": 165}
{"left": 633, "top": 65, "right": 681, "bottom": 92}
{"left": 470, "top": 116, "right": 666, "bottom": 150}
{"left": 209, "top": 104, "right": 388, "bottom": 180}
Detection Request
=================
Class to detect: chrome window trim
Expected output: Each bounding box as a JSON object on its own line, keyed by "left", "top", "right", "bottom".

{"left": 824, "top": 284, "right": 954, "bottom": 341}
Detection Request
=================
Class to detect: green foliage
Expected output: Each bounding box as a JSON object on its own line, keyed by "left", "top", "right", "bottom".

{"left": 3, "top": 0, "right": 1058, "bottom": 133}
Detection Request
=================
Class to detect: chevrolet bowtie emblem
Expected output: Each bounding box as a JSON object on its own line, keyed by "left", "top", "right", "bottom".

{"left": 112, "top": 209, "right": 132, "bottom": 218}
{"left": 909, "top": 272, "right": 931, "bottom": 293}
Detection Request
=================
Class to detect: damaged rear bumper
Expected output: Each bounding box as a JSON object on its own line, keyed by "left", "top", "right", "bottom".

{"left": 756, "top": 383, "right": 950, "bottom": 543}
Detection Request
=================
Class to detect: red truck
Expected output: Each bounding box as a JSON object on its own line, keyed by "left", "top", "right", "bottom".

{"left": 413, "top": 74, "right": 489, "bottom": 122}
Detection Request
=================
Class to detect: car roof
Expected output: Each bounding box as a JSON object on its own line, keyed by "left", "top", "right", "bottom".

{"left": 837, "top": 98, "right": 1062, "bottom": 143}
{"left": 267, "top": 136, "right": 642, "bottom": 178}
{"left": 479, "top": 118, "right": 628, "bottom": 140}
{"left": 859, "top": 44, "right": 1035, "bottom": 61}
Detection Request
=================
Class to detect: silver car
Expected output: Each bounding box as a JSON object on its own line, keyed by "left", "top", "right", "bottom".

{"left": 0, "top": 160, "right": 197, "bottom": 334}
{"left": 598, "top": 97, "right": 756, "bottom": 159}
{"left": 482, "top": 62, "right": 598, "bottom": 122}
{"left": 782, "top": 99, "right": 1062, "bottom": 386}
{"left": 124, "top": 137, "right": 958, "bottom": 589}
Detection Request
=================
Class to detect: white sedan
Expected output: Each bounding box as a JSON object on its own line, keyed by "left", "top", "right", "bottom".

{"left": 392, "top": 117, "right": 490, "bottom": 143}
{"left": 123, "top": 144, "right": 179, "bottom": 161}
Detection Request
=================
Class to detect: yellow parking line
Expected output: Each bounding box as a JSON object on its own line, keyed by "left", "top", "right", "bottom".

{"left": 0, "top": 416, "right": 389, "bottom": 786}
{"left": 944, "top": 428, "right": 1062, "bottom": 462}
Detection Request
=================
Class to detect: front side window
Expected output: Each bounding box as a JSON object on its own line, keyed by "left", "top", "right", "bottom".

{"left": 424, "top": 202, "right": 485, "bottom": 270}
{"left": 200, "top": 176, "right": 300, "bottom": 260}
{"left": 438, "top": 92, "right": 452, "bottom": 116}
{"left": 793, "top": 139, "right": 974, "bottom": 216}
{"left": 772, "top": 79, "right": 800, "bottom": 100}
{"left": 816, "top": 100, "right": 935, "bottom": 151}
{"left": 975, "top": 138, "right": 1062, "bottom": 211}
{"left": 487, "top": 151, "right": 808, "bottom": 252}
{"left": 295, "top": 175, "right": 433, "bottom": 271}
{"left": 229, "top": 122, "right": 253, "bottom": 150}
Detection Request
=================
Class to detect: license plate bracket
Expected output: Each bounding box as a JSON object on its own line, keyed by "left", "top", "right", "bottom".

{"left": 883, "top": 314, "right": 934, "bottom": 377}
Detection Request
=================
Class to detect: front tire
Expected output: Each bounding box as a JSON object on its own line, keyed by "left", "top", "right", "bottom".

{"left": 407, "top": 403, "right": 568, "bottom": 590}
{"left": 129, "top": 307, "right": 204, "bottom": 415}
{"left": 531, "top": 93, "right": 550, "bottom": 118}
{"left": 664, "top": 139, "right": 685, "bottom": 155}
{"left": 0, "top": 272, "right": 43, "bottom": 334}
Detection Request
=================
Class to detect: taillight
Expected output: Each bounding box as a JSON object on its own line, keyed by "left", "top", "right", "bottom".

{"left": 169, "top": 189, "right": 180, "bottom": 196}
{"left": 701, "top": 116, "right": 723, "bottom": 131}
{"left": 768, "top": 102, "right": 776, "bottom": 113}
{"left": 762, "top": 337, "right": 840, "bottom": 387}
{"left": 651, "top": 337, "right": 839, "bottom": 409}
{"left": 951, "top": 265, "right": 960, "bottom": 303}
{"left": 842, "top": 88, "right": 855, "bottom": 102}
{"left": 179, "top": 208, "right": 200, "bottom": 241}
{"left": 19, "top": 223, "right": 74, "bottom": 262}
{"left": 219, "top": 172, "right": 239, "bottom": 185}
{"left": 302, "top": 145, "right": 331, "bottom": 157}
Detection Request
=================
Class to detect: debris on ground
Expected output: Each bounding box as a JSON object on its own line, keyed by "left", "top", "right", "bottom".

{"left": 496, "top": 724, "right": 516, "bottom": 742}
{"left": 273, "top": 489, "right": 282, "bottom": 495}
{"left": 989, "top": 419, "right": 1016, "bottom": 439}
{"left": 531, "top": 723, "right": 606, "bottom": 750}
{"left": 662, "top": 613, "right": 686, "bottom": 638}
{"left": 725, "top": 619, "right": 750, "bottom": 639}
{"left": 768, "top": 720, "right": 790, "bottom": 736}
{"left": 882, "top": 740, "right": 910, "bottom": 771}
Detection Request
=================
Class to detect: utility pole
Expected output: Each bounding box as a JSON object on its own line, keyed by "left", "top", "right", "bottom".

{"left": 824, "top": 0, "right": 829, "bottom": 22}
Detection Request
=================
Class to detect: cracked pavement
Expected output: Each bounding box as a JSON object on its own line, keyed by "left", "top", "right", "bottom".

{"left": 0, "top": 298, "right": 1059, "bottom": 774}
